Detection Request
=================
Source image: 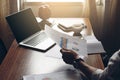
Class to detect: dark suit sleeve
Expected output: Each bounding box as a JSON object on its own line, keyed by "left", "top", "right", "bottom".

{"left": 91, "top": 50, "right": 120, "bottom": 80}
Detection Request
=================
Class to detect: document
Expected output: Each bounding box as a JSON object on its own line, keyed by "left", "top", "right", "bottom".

{"left": 45, "top": 25, "right": 88, "bottom": 58}
{"left": 23, "top": 70, "right": 82, "bottom": 80}
{"left": 84, "top": 35, "right": 106, "bottom": 54}
{"left": 44, "top": 25, "right": 105, "bottom": 59}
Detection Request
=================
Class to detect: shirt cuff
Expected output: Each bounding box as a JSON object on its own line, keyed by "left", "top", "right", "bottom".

{"left": 91, "top": 69, "right": 103, "bottom": 80}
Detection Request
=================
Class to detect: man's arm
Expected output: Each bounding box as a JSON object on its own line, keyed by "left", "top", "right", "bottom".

{"left": 75, "top": 59, "right": 98, "bottom": 79}
{"left": 60, "top": 48, "right": 120, "bottom": 80}
{"left": 60, "top": 48, "right": 102, "bottom": 79}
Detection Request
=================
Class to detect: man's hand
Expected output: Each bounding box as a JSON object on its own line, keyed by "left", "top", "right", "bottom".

{"left": 60, "top": 48, "right": 98, "bottom": 79}
{"left": 60, "top": 48, "right": 80, "bottom": 64}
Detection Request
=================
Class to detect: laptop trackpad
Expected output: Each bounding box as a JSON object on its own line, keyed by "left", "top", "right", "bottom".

{"left": 35, "top": 38, "right": 55, "bottom": 50}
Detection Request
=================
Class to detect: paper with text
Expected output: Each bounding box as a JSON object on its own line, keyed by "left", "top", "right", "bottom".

{"left": 45, "top": 25, "right": 87, "bottom": 58}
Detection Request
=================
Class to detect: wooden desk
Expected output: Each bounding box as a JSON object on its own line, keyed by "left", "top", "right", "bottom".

{"left": 0, "top": 18, "right": 104, "bottom": 80}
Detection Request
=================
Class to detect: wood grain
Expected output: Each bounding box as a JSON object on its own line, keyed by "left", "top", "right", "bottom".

{"left": 0, "top": 18, "right": 104, "bottom": 80}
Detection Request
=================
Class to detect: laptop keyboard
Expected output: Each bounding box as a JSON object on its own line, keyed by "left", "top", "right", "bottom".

{"left": 24, "top": 32, "right": 48, "bottom": 46}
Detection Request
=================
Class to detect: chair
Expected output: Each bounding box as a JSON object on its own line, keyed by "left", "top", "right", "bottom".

{"left": 0, "top": 39, "right": 7, "bottom": 64}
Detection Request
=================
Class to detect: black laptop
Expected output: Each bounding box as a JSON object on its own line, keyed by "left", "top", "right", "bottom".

{"left": 6, "top": 8, "right": 55, "bottom": 52}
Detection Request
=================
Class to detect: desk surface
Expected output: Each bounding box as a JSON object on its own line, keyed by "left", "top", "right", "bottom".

{"left": 0, "top": 18, "right": 104, "bottom": 80}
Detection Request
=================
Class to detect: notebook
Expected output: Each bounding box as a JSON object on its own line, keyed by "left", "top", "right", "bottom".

{"left": 6, "top": 8, "right": 56, "bottom": 52}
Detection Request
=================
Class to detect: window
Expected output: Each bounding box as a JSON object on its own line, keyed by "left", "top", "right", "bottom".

{"left": 26, "top": 0, "right": 85, "bottom": 2}
{"left": 24, "top": 0, "right": 85, "bottom": 17}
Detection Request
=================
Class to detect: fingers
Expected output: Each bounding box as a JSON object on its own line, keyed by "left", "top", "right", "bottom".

{"left": 60, "top": 48, "right": 77, "bottom": 54}
{"left": 60, "top": 48, "right": 79, "bottom": 59}
{"left": 60, "top": 48, "right": 75, "bottom": 64}
{"left": 60, "top": 48, "right": 71, "bottom": 53}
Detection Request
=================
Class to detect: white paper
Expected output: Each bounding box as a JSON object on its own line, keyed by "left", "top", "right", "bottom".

{"left": 23, "top": 70, "right": 82, "bottom": 80}
{"left": 45, "top": 44, "right": 62, "bottom": 59}
{"left": 45, "top": 25, "right": 87, "bottom": 58}
{"left": 84, "top": 35, "right": 106, "bottom": 54}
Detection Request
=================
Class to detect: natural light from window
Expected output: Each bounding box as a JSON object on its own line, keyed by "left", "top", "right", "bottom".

{"left": 26, "top": 0, "right": 85, "bottom": 2}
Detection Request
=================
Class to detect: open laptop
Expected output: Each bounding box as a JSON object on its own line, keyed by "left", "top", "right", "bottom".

{"left": 6, "top": 8, "right": 56, "bottom": 52}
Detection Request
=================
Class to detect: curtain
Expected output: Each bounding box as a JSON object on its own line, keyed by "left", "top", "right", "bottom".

{"left": 82, "top": 0, "right": 105, "bottom": 40}
{"left": 83, "top": 0, "right": 120, "bottom": 53}
{"left": 19, "top": 0, "right": 26, "bottom": 10}
{"left": 0, "top": 0, "right": 14, "bottom": 50}
{"left": 101, "top": 0, "right": 120, "bottom": 54}
{"left": 82, "top": 0, "right": 120, "bottom": 66}
{"left": 101, "top": 0, "right": 120, "bottom": 66}
{"left": 0, "top": 0, "right": 18, "bottom": 50}
{"left": 82, "top": 0, "right": 89, "bottom": 18}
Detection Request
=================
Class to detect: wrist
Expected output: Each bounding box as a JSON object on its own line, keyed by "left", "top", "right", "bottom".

{"left": 73, "top": 58, "right": 84, "bottom": 69}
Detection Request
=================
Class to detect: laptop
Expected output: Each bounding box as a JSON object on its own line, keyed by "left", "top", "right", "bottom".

{"left": 6, "top": 8, "right": 56, "bottom": 52}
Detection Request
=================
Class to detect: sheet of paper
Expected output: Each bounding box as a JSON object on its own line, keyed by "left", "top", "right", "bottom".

{"left": 45, "top": 25, "right": 88, "bottom": 58}
{"left": 84, "top": 35, "right": 106, "bottom": 54}
{"left": 23, "top": 70, "right": 82, "bottom": 80}
{"left": 45, "top": 44, "right": 62, "bottom": 59}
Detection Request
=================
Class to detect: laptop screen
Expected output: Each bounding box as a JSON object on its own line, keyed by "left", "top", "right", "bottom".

{"left": 6, "top": 8, "right": 41, "bottom": 43}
